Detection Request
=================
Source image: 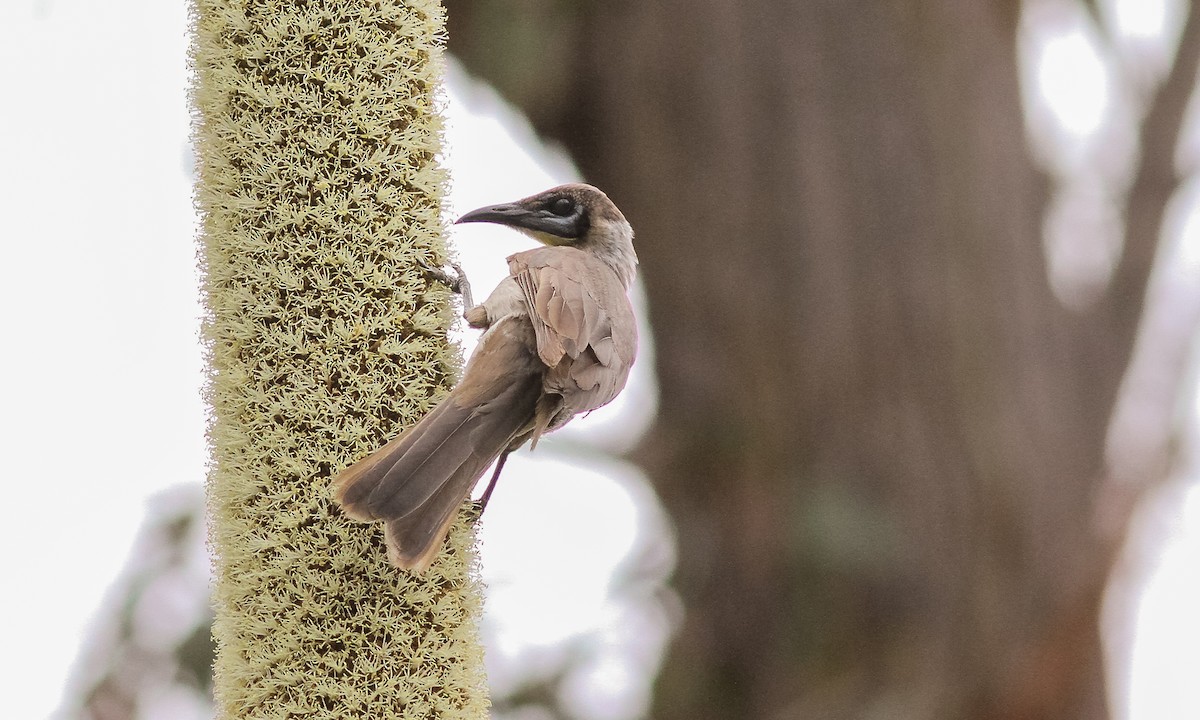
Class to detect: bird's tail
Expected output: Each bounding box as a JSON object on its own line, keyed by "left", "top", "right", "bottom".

{"left": 333, "top": 365, "right": 541, "bottom": 572}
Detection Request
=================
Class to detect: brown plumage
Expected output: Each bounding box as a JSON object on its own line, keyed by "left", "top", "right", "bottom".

{"left": 333, "top": 184, "right": 638, "bottom": 571}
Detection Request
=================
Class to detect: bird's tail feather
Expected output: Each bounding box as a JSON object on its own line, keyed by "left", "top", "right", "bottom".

{"left": 332, "top": 374, "right": 540, "bottom": 570}
{"left": 333, "top": 398, "right": 469, "bottom": 521}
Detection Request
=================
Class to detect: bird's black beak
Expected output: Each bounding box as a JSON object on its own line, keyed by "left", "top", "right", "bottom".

{"left": 455, "top": 202, "right": 583, "bottom": 240}
{"left": 455, "top": 203, "right": 529, "bottom": 226}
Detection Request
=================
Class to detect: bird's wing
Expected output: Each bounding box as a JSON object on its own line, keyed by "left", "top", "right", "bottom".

{"left": 508, "top": 247, "right": 637, "bottom": 408}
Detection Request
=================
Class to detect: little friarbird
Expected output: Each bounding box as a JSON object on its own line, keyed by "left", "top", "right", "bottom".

{"left": 333, "top": 183, "right": 639, "bottom": 571}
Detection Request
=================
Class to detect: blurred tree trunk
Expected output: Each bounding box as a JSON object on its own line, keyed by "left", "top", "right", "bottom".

{"left": 447, "top": 1, "right": 1200, "bottom": 718}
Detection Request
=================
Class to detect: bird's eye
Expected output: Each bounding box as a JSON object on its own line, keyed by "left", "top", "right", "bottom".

{"left": 549, "top": 197, "right": 575, "bottom": 216}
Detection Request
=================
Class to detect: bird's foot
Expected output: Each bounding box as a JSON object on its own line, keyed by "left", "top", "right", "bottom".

{"left": 469, "top": 499, "right": 488, "bottom": 520}
{"left": 418, "top": 259, "right": 474, "bottom": 310}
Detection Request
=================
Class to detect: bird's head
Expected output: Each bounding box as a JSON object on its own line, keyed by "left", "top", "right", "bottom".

{"left": 455, "top": 183, "right": 638, "bottom": 286}
{"left": 455, "top": 183, "right": 629, "bottom": 244}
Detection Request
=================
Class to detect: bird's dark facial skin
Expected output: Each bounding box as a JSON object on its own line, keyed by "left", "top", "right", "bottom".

{"left": 456, "top": 193, "right": 590, "bottom": 242}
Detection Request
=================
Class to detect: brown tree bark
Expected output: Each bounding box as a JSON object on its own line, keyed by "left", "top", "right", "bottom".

{"left": 445, "top": 1, "right": 1200, "bottom": 718}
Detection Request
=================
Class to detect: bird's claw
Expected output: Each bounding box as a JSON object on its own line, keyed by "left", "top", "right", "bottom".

{"left": 418, "top": 259, "right": 473, "bottom": 309}
{"left": 469, "top": 499, "right": 487, "bottom": 520}
{"left": 418, "top": 258, "right": 464, "bottom": 293}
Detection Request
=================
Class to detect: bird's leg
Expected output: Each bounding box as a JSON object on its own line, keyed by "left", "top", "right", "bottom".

{"left": 418, "top": 259, "right": 474, "bottom": 311}
{"left": 473, "top": 450, "right": 512, "bottom": 518}
{"left": 419, "top": 258, "right": 491, "bottom": 328}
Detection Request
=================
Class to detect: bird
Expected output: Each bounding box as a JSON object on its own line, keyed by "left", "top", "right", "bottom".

{"left": 333, "top": 183, "right": 639, "bottom": 572}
